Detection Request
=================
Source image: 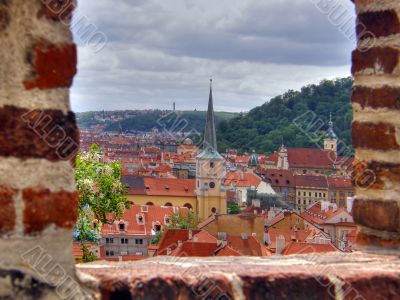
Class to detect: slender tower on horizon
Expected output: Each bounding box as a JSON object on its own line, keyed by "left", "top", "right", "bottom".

{"left": 195, "top": 79, "right": 227, "bottom": 219}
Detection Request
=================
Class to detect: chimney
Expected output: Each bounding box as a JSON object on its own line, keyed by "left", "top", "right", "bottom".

{"left": 241, "top": 233, "right": 248, "bottom": 240}
{"left": 188, "top": 229, "right": 193, "bottom": 240}
{"left": 276, "top": 235, "right": 286, "bottom": 255}
{"left": 166, "top": 247, "right": 172, "bottom": 256}
{"left": 178, "top": 240, "right": 182, "bottom": 248}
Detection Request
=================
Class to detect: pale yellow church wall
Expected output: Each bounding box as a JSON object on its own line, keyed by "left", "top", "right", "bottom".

{"left": 127, "top": 195, "right": 197, "bottom": 209}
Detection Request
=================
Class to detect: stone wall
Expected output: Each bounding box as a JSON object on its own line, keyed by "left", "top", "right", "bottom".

{"left": 0, "top": 0, "right": 399, "bottom": 299}
{"left": 0, "top": 0, "right": 82, "bottom": 298}
{"left": 351, "top": 0, "right": 400, "bottom": 252}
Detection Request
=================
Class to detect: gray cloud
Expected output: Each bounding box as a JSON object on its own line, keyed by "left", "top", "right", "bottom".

{"left": 71, "top": 0, "right": 355, "bottom": 112}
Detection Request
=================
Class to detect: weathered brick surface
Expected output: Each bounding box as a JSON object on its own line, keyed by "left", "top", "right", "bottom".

{"left": 353, "top": 199, "right": 399, "bottom": 232}
{"left": 24, "top": 41, "right": 77, "bottom": 90}
{"left": 352, "top": 122, "right": 399, "bottom": 151}
{"left": 353, "top": 161, "right": 400, "bottom": 191}
{"left": 0, "top": 106, "right": 79, "bottom": 161}
{"left": 352, "top": 86, "right": 400, "bottom": 110}
{"left": 0, "top": 4, "right": 9, "bottom": 31}
{"left": 352, "top": 47, "right": 399, "bottom": 75}
{"left": 356, "top": 231, "right": 400, "bottom": 249}
{"left": 0, "top": 186, "right": 16, "bottom": 235}
{"left": 23, "top": 187, "right": 78, "bottom": 234}
{"left": 78, "top": 254, "right": 400, "bottom": 300}
{"left": 357, "top": 10, "right": 400, "bottom": 39}
{"left": 38, "top": 0, "right": 76, "bottom": 22}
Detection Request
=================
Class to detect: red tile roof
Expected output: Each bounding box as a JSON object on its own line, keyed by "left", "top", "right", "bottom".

{"left": 157, "top": 229, "right": 201, "bottom": 255}
{"left": 101, "top": 205, "right": 188, "bottom": 236}
{"left": 215, "top": 246, "right": 242, "bottom": 257}
{"left": 327, "top": 176, "right": 353, "bottom": 189}
{"left": 227, "top": 235, "right": 271, "bottom": 256}
{"left": 287, "top": 148, "right": 336, "bottom": 169}
{"left": 261, "top": 169, "right": 295, "bottom": 188}
{"left": 281, "top": 241, "right": 338, "bottom": 255}
{"left": 144, "top": 177, "right": 196, "bottom": 196}
{"left": 294, "top": 174, "right": 328, "bottom": 189}
{"left": 224, "top": 172, "right": 261, "bottom": 188}
{"left": 170, "top": 241, "right": 217, "bottom": 257}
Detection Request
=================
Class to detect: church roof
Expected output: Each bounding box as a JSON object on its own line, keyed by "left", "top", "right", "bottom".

{"left": 248, "top": 150, "right": 259, "bottom": 166}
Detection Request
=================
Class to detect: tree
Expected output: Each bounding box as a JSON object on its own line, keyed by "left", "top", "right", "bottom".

{"left": 227, "top": 202, "right": 240, "bottom": 214}
{"left": 74, "top": 144, "right": 131, "bottom": 260}
{"left": 150, "top": 210, "right": 201, "bottom": 245}
{"left": 169, "top": 210, "right": 201, "bottom": 229}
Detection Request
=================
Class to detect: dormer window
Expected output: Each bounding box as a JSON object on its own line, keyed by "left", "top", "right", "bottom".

{"left": 119, "top": 223, "right": 125, "bottom": 231}
{"left": 165, "top": 185, "right": 170, "bottom": 191}
{"left": 137, "top": 214, "right": 145, "bottom": 225}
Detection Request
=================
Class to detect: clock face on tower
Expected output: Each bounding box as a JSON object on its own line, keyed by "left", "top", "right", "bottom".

{"left": 209, "top": 182, "right": 216, "bottom": 189}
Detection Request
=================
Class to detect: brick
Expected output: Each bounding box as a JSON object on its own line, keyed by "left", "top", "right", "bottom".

{"left": 38, "top": 0, "right": 75, "bottom": 22}
{"left": 0, "top": 186, "right": 16, "bottom": 235}
{"left": 352, "top": 122, "right": 399, "bottom": 151}
{"left": 356, "top": 231, "right": 400, "bottom": 249}
{"left": 0, "top": 106, "right": 79, "bottom": 162}
{"left": 0, "top": 5, "right": 9, "bottom": 31}
{"left": 351, "top": 47, "right": 399, "bottom": 75}
{"left": 353, "top": 161, "right": 400, "bottom": 190}
{"left": 24, "top": 41, "right": 77, "bottom": 90}
{"left": 352, "top": 86, "right": 400, "bottom": 110}
{"left": 23, "top": 187, "right": 78, "bottom": 235}
{"left": 353, "top": 199, "right": 399, "bottom": 232}
{"left": 357, "top": 10, "right": 400, "bottom": 39}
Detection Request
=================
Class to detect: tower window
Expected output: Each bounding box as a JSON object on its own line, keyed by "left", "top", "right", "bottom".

{"left": 210, "top": 162, "right": 215, "bottom": 168}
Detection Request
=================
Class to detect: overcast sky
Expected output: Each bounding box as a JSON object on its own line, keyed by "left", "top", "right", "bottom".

{"left": 71, "top": 0, "right": 356, "bottom": 112}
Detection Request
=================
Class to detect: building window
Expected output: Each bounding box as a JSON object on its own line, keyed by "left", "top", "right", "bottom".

{"left": 298, "top": 191, "right": 300, "bottom": 196}
{"left": 303, "top": 200, "right": 306, "bottom": 205}
{"left": 210, "top": 162, "right": 215, "bottom": 168}
{"left": 302, "top": 170, "right": 307, "bottom": 174}
{"left": 319, "top": 193, "right": 322, "bottom": 197}
{"left": 303, "top": 192, "right": 306, "bottom": 196}
{"left": 309, "top": 192, "right": 311, "bottom": 197}
{"left": 315, "top": 192, "right": 317, "bottom": 197}
{"left": 106, "top": 238, "right": 114, "bottom": 244}
{"left": 135, "top": 239, "right": 144, "bottom": 245}
{"left": 119, "top": 223, "right": 125, "bottom": 230}
{"left": 121, "top": 238, "right": 128, "bottom": 244}
{"left": 105, "top": 250, "right": 115, "bottom": 257}
{"left": 323, "top": 193, "right": 326, "bottom": 198}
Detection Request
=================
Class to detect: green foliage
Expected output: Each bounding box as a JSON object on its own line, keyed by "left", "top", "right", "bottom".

{"left": 218, "top": 77, "right": 353, "bottom": 154}
{"left": 150, "top": 230, "right": 163, "bottom": 245}
{"left": 77, "top": 110, "right": 238, "bottom": 133}
{"left": 149, "top": 211, "right": 201, "bottom": 246}
{"left": 74, "top": 144, "right": 131, "bottom": 243}
{"left": 227, "top": 202, "right": 240, "bottom": 214}
{"left": 81, "top": 244, "right": 97, "bottom": 263}
{"left": 169, "top": 210, "right": 201, "bottom": 230}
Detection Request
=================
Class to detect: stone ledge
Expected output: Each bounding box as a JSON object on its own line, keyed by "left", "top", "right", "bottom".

{"left": 77, "top": 252, "right": 400, "bottom": 300}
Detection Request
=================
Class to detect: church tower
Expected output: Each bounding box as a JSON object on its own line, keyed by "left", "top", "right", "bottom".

{"left": 324, "top": 113, "right": 338, "bottom": 154}
{"left": 277, "top": 144, "right": 289, "bottom": 170}
{"left": 195, "top": 79, "right": 227, "bottom": 219}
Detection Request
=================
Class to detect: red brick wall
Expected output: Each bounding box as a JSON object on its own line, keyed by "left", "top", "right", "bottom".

{"left": 351, "top": 0, "right": 400, "bottom": 251}
{"left": 0, "top": 0, "right": 80, "bottom": 297}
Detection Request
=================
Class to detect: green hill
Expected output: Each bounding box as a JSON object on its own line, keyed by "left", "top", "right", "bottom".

{"left": 77, "top": 110, "right": 238, "bottom": 133}
{"left": 217, "top": 77, "right": 353, "bottom": 154}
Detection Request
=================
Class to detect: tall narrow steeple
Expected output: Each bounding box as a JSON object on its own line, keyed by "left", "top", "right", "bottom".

{"left": 203, "top": 79, "right": 217, "bottom": 152}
